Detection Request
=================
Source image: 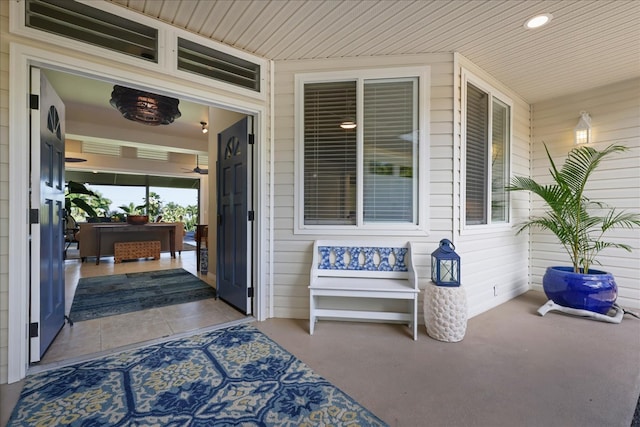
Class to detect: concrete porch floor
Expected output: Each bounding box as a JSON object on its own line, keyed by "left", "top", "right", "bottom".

{"left": 257, "top": 291, "right": 640, "bottom": 427}
{"left": 3, "top": 291, "right": 639, "bottom": 426}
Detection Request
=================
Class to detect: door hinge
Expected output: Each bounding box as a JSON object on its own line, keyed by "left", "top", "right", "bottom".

{"left": 248, "top": 134, "right": 255, "bottom": 145}
{"left": 30, "top": 208, "right": 39, "bottom": 224}
{"left": 248, "top": 287, "right": 254, "bottom": 298}
{"left": 29, "top": 322, "right": 39, "bottom": 338}
{"left": 30, "top": 94, "right": 39, "bottom": 110}
{"left": 248, "top": 210, "right": 255, "bottom": 221}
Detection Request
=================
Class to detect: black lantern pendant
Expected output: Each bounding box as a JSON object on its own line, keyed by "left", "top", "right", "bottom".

{"left": 431, "top": 239, "right": 461, "bottom": 287}
{"left": 110, "top": 85, "right": 181, "bottom": 126}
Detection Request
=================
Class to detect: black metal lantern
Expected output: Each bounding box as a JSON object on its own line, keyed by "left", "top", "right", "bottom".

{"left": 431, "top": 239, "right": 460, "bottom": 287}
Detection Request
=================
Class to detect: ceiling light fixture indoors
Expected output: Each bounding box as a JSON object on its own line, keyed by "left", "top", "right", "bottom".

{"left": 201, "top": 121, "right": 209, "bottom": 134}
{"left": 110, "top": 85, "right": 181, "bottom": 126}
{"left": 524, "top": 13, "right": 553, "bottom": 29}
{"left": 340, "top": 120, "right": 357, "bottom": 130}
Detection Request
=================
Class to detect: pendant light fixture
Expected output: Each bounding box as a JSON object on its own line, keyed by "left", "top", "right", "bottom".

{"left": 110, "top": 85, "right": 181, "bottom": 126}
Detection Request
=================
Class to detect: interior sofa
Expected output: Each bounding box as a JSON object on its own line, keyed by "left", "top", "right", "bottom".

{"left": 75, "top": 221, "right": 185, "bottom": 261}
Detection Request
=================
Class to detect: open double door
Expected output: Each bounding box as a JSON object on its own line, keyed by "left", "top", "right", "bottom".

{"left": 29, "top": 68, "right": 254, "bottom": 362}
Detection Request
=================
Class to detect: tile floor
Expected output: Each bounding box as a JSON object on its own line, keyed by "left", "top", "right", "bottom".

{"left": 39, "top": 247, "right": 247, "bottom": 366}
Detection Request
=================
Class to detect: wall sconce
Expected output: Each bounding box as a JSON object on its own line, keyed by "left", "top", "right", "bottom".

{"left": 201, "top": 121, "right": 208, "bottom": 134}
{"left": 574, "top": 111, "right": 592, "bottom": 144}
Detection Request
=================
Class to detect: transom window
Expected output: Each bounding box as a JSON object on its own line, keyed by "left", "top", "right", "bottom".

{"left": 296, "top": 68, "right": 428, "bottom": 233}
{"left": 463, "top": 71, "right": 512, "bottom": 226}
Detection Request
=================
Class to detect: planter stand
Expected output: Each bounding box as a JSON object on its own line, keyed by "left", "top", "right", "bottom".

{"left": 537, "top": 300, "right": 624, "bottom": 324}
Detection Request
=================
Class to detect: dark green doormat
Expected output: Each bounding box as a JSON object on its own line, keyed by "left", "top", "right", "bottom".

{"left": 69, "top": 268, "right": 217, "bottom": 322}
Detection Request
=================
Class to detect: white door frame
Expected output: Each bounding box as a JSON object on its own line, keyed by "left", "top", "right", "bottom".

{"left": 8, "top": 43, "right": 270, "bottom": 383}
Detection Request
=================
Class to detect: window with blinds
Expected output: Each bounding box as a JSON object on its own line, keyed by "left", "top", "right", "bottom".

{"left": 304, "top": 81, "right": 357, "bottom": 225}
{"left": 302, "top": 76, "right": 419, "bottom": 227}
{"left": 465, "top": 83, "right": 488, "bottom": 225}
{"left": 491, "top": 99, "right": 510, "bottom": 222}
{"left": 363, "top": 79, "right": 417, "bottom": 223}
{"left": 464, "top": 78, "right": 511, "bottom": 226}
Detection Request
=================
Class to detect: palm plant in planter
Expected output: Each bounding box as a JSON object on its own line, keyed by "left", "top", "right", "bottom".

{"left": 508, "top": 144, "right": 640, "bottom": 315}
{"left": 119, "top": 203, "right": 149, "bottom": 224}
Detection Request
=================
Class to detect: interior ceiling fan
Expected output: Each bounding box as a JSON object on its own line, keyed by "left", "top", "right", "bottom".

{"left": 183, "top": 155, "right": 208, "bottom": 175}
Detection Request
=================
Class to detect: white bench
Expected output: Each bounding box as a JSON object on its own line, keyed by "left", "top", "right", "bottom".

{"left": 309, "top": 240, "right": 419, "bottom": 340}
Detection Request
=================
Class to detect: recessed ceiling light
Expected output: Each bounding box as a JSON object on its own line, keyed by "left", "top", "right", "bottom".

{"left": 524, "top": 13, "right": 553, "bottom": 29}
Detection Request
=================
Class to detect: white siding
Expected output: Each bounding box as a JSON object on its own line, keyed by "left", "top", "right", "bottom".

{"left": 273, "top": 54, "right": 455, "bottom": 319}
{"left": 531, "top": 78, "right": 640, "bottom": 310}
{"left": 0, "top": 0, "right": 10, "bottom": 384}
{"left": 454, "top": 54, "right": 532, "bottom": 318}
{"left": 273, "top": 53, "right": 531, "bottom": 321}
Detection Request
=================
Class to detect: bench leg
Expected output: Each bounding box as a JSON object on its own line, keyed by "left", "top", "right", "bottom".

{"left": 309, "top": 292, "right": 316, "bottom": 335}
{"left": 412, "top": 297, "right": 418, "bottom": 340}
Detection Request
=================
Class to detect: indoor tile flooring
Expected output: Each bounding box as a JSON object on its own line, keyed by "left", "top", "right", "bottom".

{"left": 39, "top": 246, "right": 247, "bottom": 366}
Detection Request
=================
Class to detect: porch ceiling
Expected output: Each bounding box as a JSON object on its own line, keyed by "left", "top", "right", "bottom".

{"left": 108, "top": 0, "right": 640, "bottom": 104}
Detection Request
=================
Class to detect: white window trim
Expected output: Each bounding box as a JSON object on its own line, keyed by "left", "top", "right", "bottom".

{"left": 9, "top": 0, "right": 267, "bottom": 101}
{"left": 461, "top": 69, "right": 513, "bottom": 233}
{"left": 294, "top": 67, "right": 430, "bottom": 236}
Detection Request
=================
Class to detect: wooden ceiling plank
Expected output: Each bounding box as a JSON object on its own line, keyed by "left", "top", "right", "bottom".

{"left": 217, "top": 1, "right": 275, "bottom": 48}
{"left": 276, "top": 0, "right": 379, "bottom": 59}
{"left": 156, "top": 0, "right": 180, "bottom": 23}
{"left": 205, "top": 1, "right": 257, "bottom": 44}
{"left": 169, "top": 0, "right": 198, "bottom": 28}
{"left": 330, "top": 0, "right": 433, "bottom": 58}
{"left": 381, "top": 1, "right": 500, "bottom": 55}
{"left": 260, "top": 1, "right": 341, "bottom": 59}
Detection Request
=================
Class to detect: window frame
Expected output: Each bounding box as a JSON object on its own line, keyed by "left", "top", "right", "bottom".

{"left": 294, "top": 67, "right": 430, "bottom": 235}
{"left": 10, "top": 0, "right": 268, "bottom": 100}
{"left": 461, "top": 69, "right": 513, "bottom": 231}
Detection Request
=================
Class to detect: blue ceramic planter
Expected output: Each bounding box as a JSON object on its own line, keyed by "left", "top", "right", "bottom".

{"left": 542, "top": 266, "right": 617, "bottom": 315}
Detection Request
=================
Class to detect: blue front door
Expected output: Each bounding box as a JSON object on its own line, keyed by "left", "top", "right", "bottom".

{"left": 33, "top": 69, "right": 66, "bottom": 360}
{"left": 217, "top": 117, "right": 252, "bottom": 314}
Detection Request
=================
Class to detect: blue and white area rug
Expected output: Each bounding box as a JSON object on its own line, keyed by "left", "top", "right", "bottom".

{"left": 9, "top": 324, "right": 386, "bottom": 426}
